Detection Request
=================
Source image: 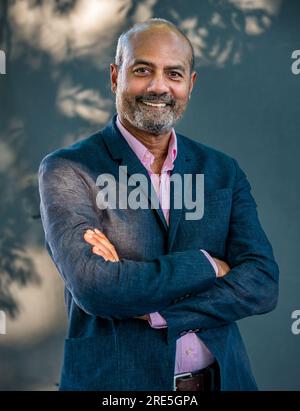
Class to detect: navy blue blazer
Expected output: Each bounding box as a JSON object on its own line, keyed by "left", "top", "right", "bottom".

{"left": 38, "top": 115, "right": 279, "bottom": 391}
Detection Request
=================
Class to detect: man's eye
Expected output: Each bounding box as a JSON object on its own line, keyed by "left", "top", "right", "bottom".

{"left": 134, "top": 67, "right": 150, "bottom": 75}
{"left": 168, "top": 71, "right": 182, "bottom": 79}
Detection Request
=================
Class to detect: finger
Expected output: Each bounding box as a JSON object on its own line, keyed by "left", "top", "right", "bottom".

{"left": 94, "top": 242, "right": 116, "bottom": 261}
{"left": 94, "top": 228, "right": 107, "bottom": 239}
{"left": 84, "top": 234, "right": 113, "bottom": 258}
{"left": 92, "top": 228, "right": 110, "bottom": 243}
{"left": 85, "top": 232, "right": 115, "bottom": 260}
{"left": 92, "top": 246, "right": 107, "bottom": 261}
{"left": 93, "top": 244, "right": 111, "bottom": 260}
{"left": 84, "top": 232, "right": 99, "bottom": 245}
{"left": 84, "top": 229, "right": 119, "bottom": 261}
{"left": 84, "top": 232, "right": 106, "bottom": 248}
{"left": 92, "top": 245, "right": 114, "bottom": 262}
{"left": 84, "top": 232, "right": 117, "bottom": 261}
{"left": 92, "top": 230, "right": 119, "bottom": 261}
{"left": 92, "top": 233, "right": 119, "bottom": 261}
{"left": 94, "top": 229, "right": 118, "bottom": 251}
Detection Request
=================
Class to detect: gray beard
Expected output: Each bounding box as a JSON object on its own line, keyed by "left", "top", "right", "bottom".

{"left": 130, "top": 109, "right": 175, "bottom": 135}
{"left": 116, "top": 94, "right": 185, "bottom": 136}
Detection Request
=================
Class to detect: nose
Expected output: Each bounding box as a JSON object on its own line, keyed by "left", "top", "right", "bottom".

{"left": 146, "top": 72, "right": 169, "bottom": 94}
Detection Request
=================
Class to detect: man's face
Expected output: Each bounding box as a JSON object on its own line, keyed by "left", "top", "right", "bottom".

{"left": 111, "top": 27, "right": 197, "bottom": 136}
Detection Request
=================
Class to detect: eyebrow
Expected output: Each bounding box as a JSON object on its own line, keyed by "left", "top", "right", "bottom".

{"left": 131, "top": 59, "right": 186, "bottom": 73}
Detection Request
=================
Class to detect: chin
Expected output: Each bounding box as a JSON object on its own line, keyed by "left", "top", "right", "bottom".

{"left": 142, "top": 124, "right": 173, "bottom": 136}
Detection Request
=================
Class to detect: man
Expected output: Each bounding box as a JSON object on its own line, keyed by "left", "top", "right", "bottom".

{"left": 38, "top": 18, "right": 279, "bottom": 391}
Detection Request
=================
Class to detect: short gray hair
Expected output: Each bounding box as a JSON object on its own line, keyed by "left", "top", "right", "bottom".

{"left": 115, "top": 18, "right": 195, "bottom": 72}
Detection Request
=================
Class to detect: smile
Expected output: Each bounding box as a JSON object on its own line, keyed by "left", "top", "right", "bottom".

{"left": 141, "top": 101, "right": 167, "bottom": 108}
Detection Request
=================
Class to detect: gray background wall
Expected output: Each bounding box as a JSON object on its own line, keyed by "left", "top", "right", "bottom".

{"left": 0, "top": 0, "right": 299, "bottom": 390}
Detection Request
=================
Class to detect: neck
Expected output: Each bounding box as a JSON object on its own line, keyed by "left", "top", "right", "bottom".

{"left": 118, "top": 115, "right": 171, "bottom": 160}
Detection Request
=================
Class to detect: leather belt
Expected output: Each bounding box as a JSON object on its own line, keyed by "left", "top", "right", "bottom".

{"left": 174, "top": 361, "right": 220, "bottom": 391}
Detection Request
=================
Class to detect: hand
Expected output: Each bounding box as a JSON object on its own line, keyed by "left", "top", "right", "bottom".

{"left": 83, "top": 228, "right": 148, "bottom": 321}
{"left": 212, "top": 257, "right": 231, "bottom": 278}
{"left": 83, "top": 228, "right": 119, "bottom": 262}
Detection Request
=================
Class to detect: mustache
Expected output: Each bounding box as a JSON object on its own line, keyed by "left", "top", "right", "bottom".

{"left": 135, "top": 93, "right": 175, "bottom": 106}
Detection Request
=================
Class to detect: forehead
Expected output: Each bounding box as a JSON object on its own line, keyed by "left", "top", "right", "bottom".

{"left": 123, "top": 27, "right": 192, "bottom": 69}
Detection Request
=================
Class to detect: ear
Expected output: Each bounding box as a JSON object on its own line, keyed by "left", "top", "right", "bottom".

{"left": 188, "top": 71, "right": 197, "bottom": 97}
{"left": 110, "top": 63, "right": 119, "bottom": 94}
{"left": 189, "top": 71, "right": 197, "bottom": 98}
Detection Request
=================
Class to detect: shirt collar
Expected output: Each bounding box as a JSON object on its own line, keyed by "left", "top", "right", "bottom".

{"left": 116, "top": 115, "right": 177, "bottom": 174}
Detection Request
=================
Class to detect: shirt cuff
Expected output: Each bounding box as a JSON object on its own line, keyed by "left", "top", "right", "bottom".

{"left": 148, "top": 312, "right": 168, "bottom": 329}
{"left": 200, "top": 249, "right": 218, "bottom": 277}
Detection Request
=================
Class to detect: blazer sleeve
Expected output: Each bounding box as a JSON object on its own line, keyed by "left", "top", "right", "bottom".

{"left": 38, "top": 154, "right": 216, "bottom": 320}
{"left": 159, "top": 158, "right": 279, "bottom": 341}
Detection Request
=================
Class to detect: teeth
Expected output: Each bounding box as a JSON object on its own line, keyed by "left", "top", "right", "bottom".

{"left": 142, "top": 101, "right": 166, "bottom": 107}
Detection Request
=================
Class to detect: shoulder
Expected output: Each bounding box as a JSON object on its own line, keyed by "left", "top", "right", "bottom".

{"left": 177, "top": 132, "right": 238, "bottom": 175}
{"left": 177, "top": 133, "right": 254, "bottom": 201}
{"left": 38, "top": 130, "right": 106, "bottom": 175}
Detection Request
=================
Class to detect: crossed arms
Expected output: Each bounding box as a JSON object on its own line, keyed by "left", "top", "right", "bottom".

{"left": 39, "top": 155, "right": 279, "bottom": 337}
{"left": 83, "top": 228, "right": 230, "bottom": 322}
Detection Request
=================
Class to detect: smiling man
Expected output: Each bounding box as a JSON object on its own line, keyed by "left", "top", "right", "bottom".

{"left": 113, "top": 23, "right": 195, "bottom": 142}
{"left": 38, "top": 18, "right": 279, "bottom": 391}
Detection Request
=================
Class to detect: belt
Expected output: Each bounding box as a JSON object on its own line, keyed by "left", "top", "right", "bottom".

{"left": 173, "top": 361, "right": 220, "bottom": 391}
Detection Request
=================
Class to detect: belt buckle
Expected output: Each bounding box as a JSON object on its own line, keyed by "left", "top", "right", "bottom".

{"left": 173, "top": 372, "right": 193, "bottom": 391}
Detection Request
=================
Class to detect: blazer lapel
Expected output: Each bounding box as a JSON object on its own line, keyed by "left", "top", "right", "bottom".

{"left": 167, "top": 134, "right": 194, "bottom": 251}
{"left": 101, "top": 116, "right": 168, "bottom": 232}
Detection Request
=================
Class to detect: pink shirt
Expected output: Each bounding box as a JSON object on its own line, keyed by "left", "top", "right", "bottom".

{"left": 116, "top": 116, "right": 215, "bottom": 375}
